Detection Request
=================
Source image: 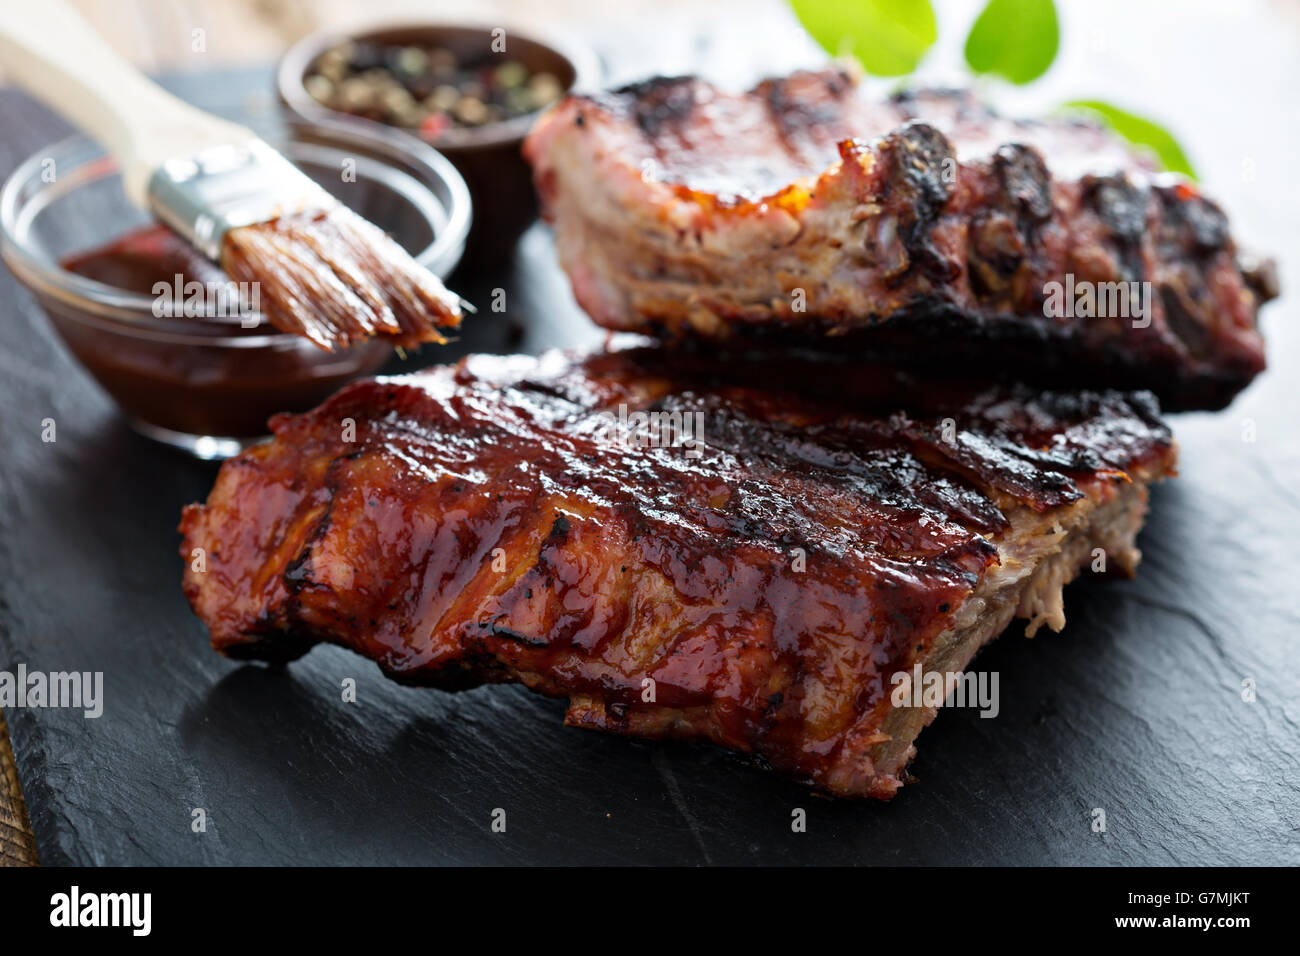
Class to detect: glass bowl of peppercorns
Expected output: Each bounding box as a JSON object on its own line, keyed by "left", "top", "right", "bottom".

{"left": 278, "top": 23, "right": 600, "bottom": 270}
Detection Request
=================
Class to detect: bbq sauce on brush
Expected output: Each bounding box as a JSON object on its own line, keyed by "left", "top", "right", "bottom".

{"left": 219, "top": 204, "right": 462, "bottom": 351}
{"left": 66, "top": 207, "right": 464, "bottom": 353}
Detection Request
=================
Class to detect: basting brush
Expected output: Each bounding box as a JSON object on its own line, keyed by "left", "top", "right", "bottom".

{"left": 0, "top": 0, "right": 463, "bottom": 351}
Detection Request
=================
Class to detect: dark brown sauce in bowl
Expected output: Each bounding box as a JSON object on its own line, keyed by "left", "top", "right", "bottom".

{"left": 62, "top": 223, "right": 227, "bottom": 292}
{"left": 1, "top": 129, "right": 468, "bottom": 458}
{"left": 59, "top": 223, "right": 392, "bottom": 442}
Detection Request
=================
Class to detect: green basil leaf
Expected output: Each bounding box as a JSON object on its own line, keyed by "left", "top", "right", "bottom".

{"left": 1064, "top": 100, "right": 1198, "bottom": 179}
{"left": 791, "top": 0, "right": 938, "bottom": 77}
{"left": 964, "top": 0, "right": 1059, "bottom": 84}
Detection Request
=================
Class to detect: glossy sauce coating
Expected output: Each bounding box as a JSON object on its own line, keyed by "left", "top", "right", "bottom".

{"left": 180, "top": 344, "right": 1175, "bottom": 794}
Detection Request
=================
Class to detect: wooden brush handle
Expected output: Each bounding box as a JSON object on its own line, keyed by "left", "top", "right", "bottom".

{"left": 0, "top": 0, "right": 255, "bottom": 207}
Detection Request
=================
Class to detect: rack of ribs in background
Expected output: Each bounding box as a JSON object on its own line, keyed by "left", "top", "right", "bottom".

{"left": 180, "top": 344, "right": 1176, "bottom": 798}
{"left": 525, "top": 69, "right": 1277, "bottom": 410}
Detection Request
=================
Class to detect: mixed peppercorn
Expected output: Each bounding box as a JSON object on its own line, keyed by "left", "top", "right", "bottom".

{"left": 304, "top": 41, "right": 565, "bottom": 140}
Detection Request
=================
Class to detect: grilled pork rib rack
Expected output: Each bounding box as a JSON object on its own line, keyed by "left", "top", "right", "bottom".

{"left": 180, "top": 344, "right": 1175, "bottom": 798}
{"left": 525, "top": 69, "right": 1275, "bottom": 410}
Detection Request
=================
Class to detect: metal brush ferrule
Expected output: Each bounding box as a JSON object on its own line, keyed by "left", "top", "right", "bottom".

{"left": 145, "top": 139, "right": 336, "bottom": 260}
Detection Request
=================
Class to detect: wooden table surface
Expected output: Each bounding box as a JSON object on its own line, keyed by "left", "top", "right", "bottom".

{"left": 0, "top": 711, "right": 38, "bottom": 866}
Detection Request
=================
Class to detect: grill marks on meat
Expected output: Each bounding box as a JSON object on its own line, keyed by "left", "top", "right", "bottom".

{"left": 180, "top": 344, "right": 1176, "bottom": 797}
{"left": 524, "top": 70, "right": 1274, "bottom": 409}
{"left": 876, "top": 121, "right": 961, "bottom": 283}
{"left": 967, "top": 143, "right": 1052, "bottom": 294}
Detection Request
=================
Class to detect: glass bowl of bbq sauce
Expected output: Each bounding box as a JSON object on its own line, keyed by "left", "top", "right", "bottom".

{"left": 0, "top": 119, "right": 470, "bottom": 459}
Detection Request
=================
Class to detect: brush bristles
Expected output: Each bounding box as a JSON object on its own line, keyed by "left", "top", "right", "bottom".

{"left": 220, "top": 205, "right": 462, "bottom": 351}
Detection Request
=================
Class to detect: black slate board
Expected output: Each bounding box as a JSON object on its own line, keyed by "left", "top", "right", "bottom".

{"left": 1, "top": 56, "right": 1298, "bottom": 866}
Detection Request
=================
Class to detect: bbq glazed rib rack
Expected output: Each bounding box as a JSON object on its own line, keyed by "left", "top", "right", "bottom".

{"left": 180, "top": 343, "right": 1176, "bottom": 798}
{"left": 524, "top": 69, "right": 1277, "bottom": 410}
